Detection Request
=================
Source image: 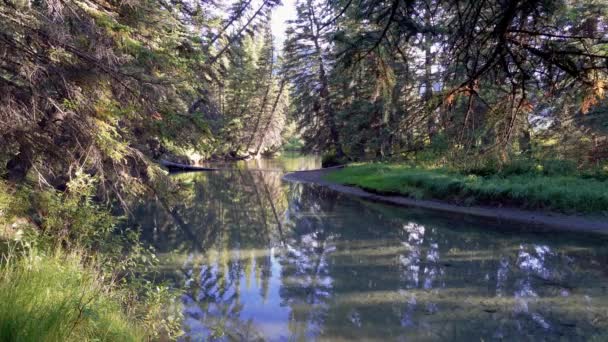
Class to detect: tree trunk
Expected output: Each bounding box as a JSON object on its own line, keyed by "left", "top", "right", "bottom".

{"left": 254, "top": 79, "right": 286, "bottom": 156}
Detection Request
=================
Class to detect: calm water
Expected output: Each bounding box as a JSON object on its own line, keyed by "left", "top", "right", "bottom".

{"left": 134, "top": 154, "right": 608, "bottom": 341}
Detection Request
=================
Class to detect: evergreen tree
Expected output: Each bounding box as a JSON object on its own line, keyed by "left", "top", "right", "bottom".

{"left": 284, "top": 0, "right": 344, "bottom": 156}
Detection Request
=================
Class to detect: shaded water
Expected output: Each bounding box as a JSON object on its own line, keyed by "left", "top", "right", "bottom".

{"left": 134, "top": 155, "right": 608, "bottom": 341}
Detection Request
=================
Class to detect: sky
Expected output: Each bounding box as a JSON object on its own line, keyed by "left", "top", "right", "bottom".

{"left": 270, "top": 0, "right": 297, "bottom": 51}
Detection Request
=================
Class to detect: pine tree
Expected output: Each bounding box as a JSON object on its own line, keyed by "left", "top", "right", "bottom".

{"left": 284, "top": 0, "right": 344, "bottom": 156}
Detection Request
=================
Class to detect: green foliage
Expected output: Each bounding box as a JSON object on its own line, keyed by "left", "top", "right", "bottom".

{"left": 283, "top": 0, "right": 608, "bottom": 167}
{"left": 464, "top": 158, "right": 580, "bottom": 178}
{"left": 31, "top": 172, "right": 116, "bottom": 249}
{"left": 0, "top": 249, "right": 144, "bottom": 342}
{"left": 0, "top": 178, "right": 183, "bottom": 341}
{"left": 282, "top": 137, "right": 304, "bottom": 152}
{"left": 540, "top": 159, "right": 578, "bottom": 176}
{"left": 281, "top": 122, "right": 303, "bottom": 152}
{"left": 218, "top": 23, "right": 287, "bottom": 157}
{"left": 325, "top": 162, "right": 608, "bottom": 214}
{"left": 0, "top": 181, "right": 28, "bottom": 225}
{"left": 499, "top": 158, "right": 538, "bottom": 176}
{"left": 283, "top": 0, "right": 342, "bottom": 153}
{"left": 461, "top": 157, "right": 502, "bottom": 177}
{"left": 581, "top": 163, "right": 608, "bottom": 181}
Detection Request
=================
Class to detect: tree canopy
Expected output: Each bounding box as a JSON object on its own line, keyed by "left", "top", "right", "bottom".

{"left": 283, "top": 0, "right": 608, "bottom": 166}
{"left": 1, "top": 0, "right": 607, "bottom": 192}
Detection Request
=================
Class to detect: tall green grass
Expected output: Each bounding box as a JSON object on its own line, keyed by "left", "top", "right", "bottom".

{"left": 0, "top": 177, "right": 183, "bottom": 341}
{"left": 0, "top": 249, "right": 145, "bottom": 342}
{"left": 0, "top": 182, "right": 134, "bottom": 341}
{"left": 325, "top": 162, "right": 608, "bottom": 214}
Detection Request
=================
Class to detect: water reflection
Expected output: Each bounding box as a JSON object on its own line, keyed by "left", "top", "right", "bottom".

{"left": 133, "top": 156, "right": 608, "bottom": 341}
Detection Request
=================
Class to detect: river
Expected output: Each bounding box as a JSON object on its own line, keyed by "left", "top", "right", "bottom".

{"left": 133, "top": 154, "right": 608, "bottom": 341}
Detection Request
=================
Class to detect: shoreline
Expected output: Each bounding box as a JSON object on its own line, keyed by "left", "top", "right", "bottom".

{"left": 283, "top": 168, "right": 608, "bottom": 235}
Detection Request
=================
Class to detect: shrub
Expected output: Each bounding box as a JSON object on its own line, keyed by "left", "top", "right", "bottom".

{"left": 282, "top": 137, "right": 304, "bottom": 152}
{"left": 540, "top": 159, "right": 577, "bottom": 176}
{"left": 462, "top": 157, "right": 500, "bottom": 177}
{"left": 581, "top": 163, "right": 608, "bottom": 181}
{"left": 0, "top": 178, "right": 183, "bottom": 341}
{"left": 499, "top": 158, "right": 537, "bottom": 176}
{"left": 31, "top": 172, "right": 117, "bottom": 249}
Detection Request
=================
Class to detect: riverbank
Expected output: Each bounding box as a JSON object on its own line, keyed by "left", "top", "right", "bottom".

{"left": 283, "top": 166, "right": 608, "bottom": 234}
{"left": 0, "top": 250, "right": 145, "bottom": 342}
{"left": 0, "top": 178, "right": 181, "bottom": 341}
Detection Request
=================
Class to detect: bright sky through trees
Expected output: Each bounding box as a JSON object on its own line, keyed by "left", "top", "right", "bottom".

{"left": 271, "top": 0, "right": 297, "bottom": 50}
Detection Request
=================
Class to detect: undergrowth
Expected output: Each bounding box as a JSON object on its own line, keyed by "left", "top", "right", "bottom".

{"left": 0, "top": 249, "right": 144, "bottom": 342}
{"left": 0, "top": 174, "right": 183, "bottom": 341}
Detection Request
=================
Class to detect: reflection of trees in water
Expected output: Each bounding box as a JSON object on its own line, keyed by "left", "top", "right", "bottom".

{"left": 489, "top": 243, "right": 582, "bottom": 338}
{"left": 394, "top": 222, "right": 602, "bottom": 340}
{"left": 279, "top": 184, "right": 338, "bottom": 340}
{"left": 399, "top": 223, "right": 429, "bottom": 327}
{"left": 132, "top": 169, "right": 290, "bottom": 340}
{"left": 513, "top": 245, "right": 555, "bottom": 331}
{"left": 133, "top": 170, "right": 608, "bottom": 340}
{"left": 392, "top": 222, "right": 608, "bottom": 341}
{"left": 179, "top": 250, "right": 271, "bottom": 341}
{"left": 134, "top": 169, "right": 289, "bottom": 253}
{"left": 317, "top": 199, "right": 604, "bottom": 340}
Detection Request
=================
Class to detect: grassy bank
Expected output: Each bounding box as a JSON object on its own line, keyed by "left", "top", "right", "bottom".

{"left": 324, "top": 162, "right": 608, "bottom": 215}
{"left": 0, "top": 250, "right": 144, "bottom": 342}
{"left": 0, "top": 177, "right": 182, "bottom": 341}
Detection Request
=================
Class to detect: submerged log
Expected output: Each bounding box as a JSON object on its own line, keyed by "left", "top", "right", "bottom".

{"left": 159, "top": 159, "right": 219, "bottom": 172}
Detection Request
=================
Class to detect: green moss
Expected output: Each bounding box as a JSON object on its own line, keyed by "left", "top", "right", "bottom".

{"left": 325, "top": 162, "right": 608, "bottom": 214}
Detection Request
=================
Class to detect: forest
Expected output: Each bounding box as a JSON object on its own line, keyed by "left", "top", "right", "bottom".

{"left": 0, "top": 0, "right": 607, "bottom": 340}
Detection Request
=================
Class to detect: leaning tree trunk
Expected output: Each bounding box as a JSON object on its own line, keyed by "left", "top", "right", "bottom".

{"left": 254, "top": 79, "right": 286, "bottom": 156}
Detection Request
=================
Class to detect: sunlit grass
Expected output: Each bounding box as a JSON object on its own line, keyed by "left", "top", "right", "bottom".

{"left": 0, "top": 250, "right": 145, "bottom": 342}
{"left": 325, "top": 163, "right": 608, "bottom": 214}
